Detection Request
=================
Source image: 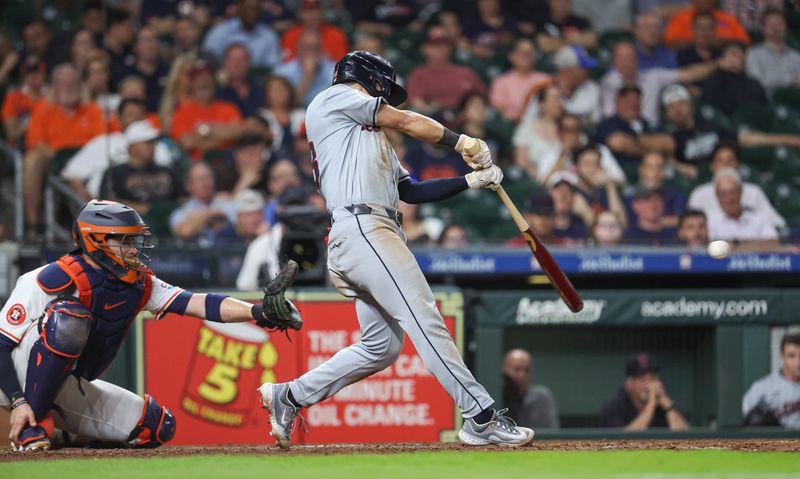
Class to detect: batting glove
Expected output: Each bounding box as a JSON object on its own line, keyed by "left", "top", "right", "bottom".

{"left": 455, "top": 135, "right": 493, "bottom": 170}
{"left": 465, "top": 165, "right": 503, "bottom": 190}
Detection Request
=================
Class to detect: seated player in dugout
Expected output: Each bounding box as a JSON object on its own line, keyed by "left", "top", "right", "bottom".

{"left": 742, "top": 333, "right": 800, "bottom": 429}
{"left": 599, "top": 353, "right": 690, "bottom": 431}
{"left": 0, "top": 200, "right": 302, "bottom": 451}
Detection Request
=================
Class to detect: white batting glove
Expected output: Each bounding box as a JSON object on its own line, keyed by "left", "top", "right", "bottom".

{"left": 465, "top": 165, "right": 503, "bottom": 190}
{"left": 455, "top": 135, "right": 493, "bottom": 170}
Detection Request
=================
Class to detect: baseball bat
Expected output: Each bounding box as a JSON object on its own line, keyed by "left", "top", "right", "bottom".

{"left": 464, "top": 139, "right": 584, "bottom": 313}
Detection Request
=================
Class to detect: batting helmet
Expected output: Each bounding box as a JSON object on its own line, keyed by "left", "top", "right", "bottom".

{"left": 72, "top": 200, "right": 153, "bottom": 284}
{"left": 333, "top": 51, "right": 407, "bottom": 107}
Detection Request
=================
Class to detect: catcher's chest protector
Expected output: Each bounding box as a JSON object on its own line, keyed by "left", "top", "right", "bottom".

{"left": 37, "top": 254, "right": 153, "bottom": 380}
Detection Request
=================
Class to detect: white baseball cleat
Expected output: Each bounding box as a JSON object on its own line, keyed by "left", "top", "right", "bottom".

{"left": 458, "top": 409, "right": 535, "bottom": 447}
{"left": 258, "top": 382, "right": 303, "bottom": 449}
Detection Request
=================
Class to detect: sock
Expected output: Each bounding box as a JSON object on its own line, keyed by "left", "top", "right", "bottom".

{"left": 287, "top": 387, "right": 302, "bottom": 408}
{"left": 471, "top": 408, "right": 493, "bottom": 424}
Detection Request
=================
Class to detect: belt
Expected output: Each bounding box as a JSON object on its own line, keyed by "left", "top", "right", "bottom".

{"left": 338, "top": 204, "right": 403, "bottom": 226}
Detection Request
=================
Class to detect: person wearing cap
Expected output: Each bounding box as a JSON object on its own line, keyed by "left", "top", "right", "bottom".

{"left": 502, "top": 349, "right": 560, "bottom": 429}
{"left": 633, "top": 150, "right": 686, "bottom": 227}
{"left": 170, "top": 59, "right": 244, "bottom": 160}
{"left": 600, "top": 41, "right": 717, "bottom": 127}
{"left": 507, "top": 190, "right": 559, "bottom": 246}
{"left": 634, "top": 12, "right": 678, "bottom": 71}
{"left": 623, "top": 185, "right": 679, "bottom": 246}
{"left": 201, "top": 0, "right": 282, "bottom": 69}
{"left": 272, "top": 29, "right": 336, "bottom": 108}
{"left": 282, "top": 0, "right": 349, "bottom": 62}
{"left": 534, "top": 0, "right": 597, "bottom": 54}
{"left": 1, "top": 55, "right": 46, "bottom": 148}
{"left": 100, "top": 120, "right": 185, "bottom": 218}
{"left": 745, "top": 8, "right": 800, "bottom": 98}
{"left": 213, "top": 188, "right": 270, "bottom": 245}
{"left": 406, "top": 26, "right": 487, "bottom": 114}
{"left": 551, "top": 44, "right": 601, "bottom": 126}
{"left": 707, "top": 168, "right": 779, "bottom": 246}
{"left": 489, "top": 38, "right": 551, "bottom": 122}
{"left": 550, "top": 174, "right": 589, "bottom": 243}
{"left": 600, "top": 353, "right": 689, "bottom": 430}
{"left": 595, "top": 84, "right": 674, "bottom": 166}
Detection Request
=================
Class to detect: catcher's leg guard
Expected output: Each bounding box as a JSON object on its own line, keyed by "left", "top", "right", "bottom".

{"left": 127, "top": 394, "right": 176, "bottom": 448}
{"left": 25, "top": 299, "right": 92, "bottom": 420}
{"left": 17, "top": 413, "right": 55, "bottom": 450}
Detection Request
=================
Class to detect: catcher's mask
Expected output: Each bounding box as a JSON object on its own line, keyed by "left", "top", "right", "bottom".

{"left": 72, "top": 200, "right": 153, "bottom": 284}
{"left": 333, "top": 50, "right": 407, "bottom": 107}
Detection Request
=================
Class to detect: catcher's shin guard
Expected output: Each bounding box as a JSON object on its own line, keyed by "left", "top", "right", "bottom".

{"left": 127, "top": 394, "right": 176, "bottom": 448}
{"left": 25, "top": 300, "right": 92, "bottom": 419}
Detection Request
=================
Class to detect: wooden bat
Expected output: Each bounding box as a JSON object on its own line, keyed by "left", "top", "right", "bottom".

{"left": 464, "top": 139, "right": 584, "bottom": 313}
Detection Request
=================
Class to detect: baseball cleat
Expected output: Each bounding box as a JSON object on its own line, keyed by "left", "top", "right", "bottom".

{"left": 15, "top": 414, "right": 55, "bottom": 452}
{"left": 458, "top": 409, "right": 535, "bottom": 447}
{"left": 258, "top": 382, "right": 302, "bottom": 449}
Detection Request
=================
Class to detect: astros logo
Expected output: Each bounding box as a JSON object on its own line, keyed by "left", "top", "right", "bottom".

{"left": 6, "top": 304, "right": 26, "bottom": 325}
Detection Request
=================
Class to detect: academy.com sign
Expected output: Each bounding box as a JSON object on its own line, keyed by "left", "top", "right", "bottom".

{"left": 640, "top": 297, "right": 769, "bottom": 320}
{"left": 516, "top": 298, "right": 607, "bottom": 324}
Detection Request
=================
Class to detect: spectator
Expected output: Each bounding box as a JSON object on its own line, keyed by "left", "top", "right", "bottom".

{"left": 595, "top": 84, "right": 674, "bottom": 166}
{"left": 158, "top": 54, "right": 195, "bottom": 132}
{"left": 489, "top": 38, "right": 551, "bottom": 122}
{"left": 23, "top": 63, "right": 105, "bottom": 237}
{"left": 461, "top": 0, "right": 520, "bottom": 51}
{"left": 403, "top": 141, "right": 471, "bottom": 181}
{"left": 121, "top": 26, "right": 170, "bottom": 113}
{"left": 83, "top": 50, "right": 119, "bottom": 124}
{"left": 550, "top": 175, "right": 589, "bottom": 243}
{"left": 719, "top": 0, "right": 784, "bottom": 32}
{"left": 99, "top": 120, "right": 185, "bottom": 218}
{"left": 624, "top": 186, "right": 679, "bottom": 245}
{"left": 69, "top": 29, "right": 97, "bottom": 74}
{"left": 589, "top": 210, "right": 625, "bottom": 247}
{"left": 677, "top": 11, "right": 721, "bottom": 69}
{"left": 439, "top": 224, "right": 470, "bottom": 249}
{"left": 702, "top": 42, "right": 768, "bottom": 118}
{"left": 502, "top": 0, "right": 550, "bottom": 33}
{"left": 742, "top": 333, "right": 800, "bottom": 429}
{"left": 170, "top": 60, "right": 243, "bottom": 160}
{"left": 551, "top": 45, "right": 601, "bottom": 126}
{"left": 215, "top": 44, "right": 264, "bottom": 117}
{"left": 536, "top": 119, "right": 625, "bottom": 191}
{"left": 634, "top": 150, "right": 686, "bottom": 227}
{"left": 202, "top": 0, "right": 282, "bottom": 69}
{"left": 600, "top": 353, "right": 690, "bottom": 430}
{"left": 514, "top": 83, "right": 566, "bottom": 178}
{"left": 235, "top": 217, "right": 283, "bottom": 290}
{"left": 572, "top": 0, "right": 633, "bottom": 32}
{"left": 258, "top": 75, "right": 306, "bottom": 158}
{"left": 272, "top": 29, "right": 336, "bottom": 108}
{"left": 221, "top": 133, "right": 271, "bottom": 196}
{"left": 572, "top": 144, "right": 628, "bottom": 225}
{"left": 107, "top": 75, "right": 163, "bottom": 132}
{"left": 502, "top": 349, "right": 560, "bottom": 429}
{"left": 21, "top": 20, "right": 58, "bottom": 72}
{"left": 170, "top": 162, "right": 236, "bottom": 245}
{"left": 264, "top": 158, "right": 302, "bottom": 226}
{"left": 507, "top": 191, "right": 560, "bottom": 246}
{"left": 397, "top": 201, "right": 444, "bottom": 246}
{"left": 634, "top": 12, "right": 678, "bottom": 70}
{"left": 535, "top": 0, "right": 597, "bottom": 54}
{"left": 347, "top": 1, "right": 419, "bottom": 38}
{"left": 102, "top": 8, "right": 136, "bottom": 88}
{"left": 218, "top": 188, "right": 270, "bottom": 244}
{"left": 2, "top": 55, "right": 47, "bottom": 147}
{"left": 677, "top": 209, "right": 709, "bottom": 247}
{"left": 173, "top": 16, "right": 203, "bottom": 58}
{"left": 353, "top": 32, "right": 386, "bottom": 56}
{"left": 745, "top": 8, "right": 800, "bottom": 97}
{"left": 454, "top": 92, "right": 503, "bottom": 160}
{"left": 663, "top": 0, "right": 750, "bottom": 49}
{"left": 707, "top": 168, "right": 779, "bottom": 245}
{"left": 600, "top": 41, "right": 716, "bottom": 126}
{"left": 688, "top": 140, "right": 786, "bottom": 231}
{"left": 282, "top": 0, "right": 349, "bottom": 62}
{"left": 407, "top": 26, "right": 487, "bottom": 114}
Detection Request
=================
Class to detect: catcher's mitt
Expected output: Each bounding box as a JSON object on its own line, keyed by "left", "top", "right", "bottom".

{"left": 255, "top": 260, "right": 303, "bottom": 332}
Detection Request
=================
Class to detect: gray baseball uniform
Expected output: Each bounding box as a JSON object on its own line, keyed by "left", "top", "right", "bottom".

{"left": 290, "top": 83, "right": 493, "bottom": 418}
{"left": 742, "top": 371, "right": 800, "bottom": 429}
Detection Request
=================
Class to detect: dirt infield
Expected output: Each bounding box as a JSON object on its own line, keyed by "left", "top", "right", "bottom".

{"left": 1, "top": 439, "right": 799, "bottom": 462}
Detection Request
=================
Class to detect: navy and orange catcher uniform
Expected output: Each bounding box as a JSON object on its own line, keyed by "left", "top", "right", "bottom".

{"left": 0, "top": 200, "right": 302, "bottom": 450}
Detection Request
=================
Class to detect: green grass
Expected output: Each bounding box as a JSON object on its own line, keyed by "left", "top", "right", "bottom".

{"left": 2, "top": 450, "right": 799, "bottom": 479}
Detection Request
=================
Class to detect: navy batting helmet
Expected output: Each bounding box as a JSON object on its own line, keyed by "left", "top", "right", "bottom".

{"left": 72, "top": 200, "right": 153, "bottom": 283}
{"left": 333, "top": 51, "right": 407, "bottom": 107}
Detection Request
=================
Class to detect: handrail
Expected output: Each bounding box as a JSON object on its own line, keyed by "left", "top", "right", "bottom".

{"left": 44, "top": 174, "right": 85, "bottom": 244}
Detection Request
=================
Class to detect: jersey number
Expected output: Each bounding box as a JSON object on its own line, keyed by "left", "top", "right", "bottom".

{"left": 309, "top": 141, "right": 320, "bottom": 191}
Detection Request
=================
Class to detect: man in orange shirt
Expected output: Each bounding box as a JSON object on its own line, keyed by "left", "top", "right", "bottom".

{"left": 282, "top": 0, "right": 349, "bottom": 62}
{"left": 664, "top": 0, "right": 750, "bottom": 49}
{"left": 1, "top": 55, "right": 46, "bottom": 148}
{"left": 24, "top": 63, "right": 105, "bottom": 237}
{"left": 170, "top": 60, "right": 243, "bottom": 160}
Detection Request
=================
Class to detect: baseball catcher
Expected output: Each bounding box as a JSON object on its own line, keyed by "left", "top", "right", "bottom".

{"left": 0, "top": 200, "right": 302, "bottom": 450}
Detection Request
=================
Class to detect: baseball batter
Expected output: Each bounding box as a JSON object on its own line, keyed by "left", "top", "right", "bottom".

{"left": 742, "top": 333, "right": 800, "bottom": 429}
{"left": 0, "top": 200, "right": 301, "bottom": 450}
{"left": 259, "top": 51, "right": 534, "bottom": 448}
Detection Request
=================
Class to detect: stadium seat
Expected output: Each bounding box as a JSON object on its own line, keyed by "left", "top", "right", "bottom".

{"left": 773, "top": 105, "right": 800, "bottom": 134}
{"left": 695, "top": 102, "right": 733, "bottom": 132}
{"left": 49, "top": 148, "right": 80, "bottom": 176}
{"left": 500, "top": 165, "right": 542, "bottom": 206}
{"left": 771, "top": 183, "right": 800, "bottom": 219}
{"left": 442, "top": 188, "right": 503, "bottom": 241}
{"left": 732, "top": 104, "right": 774, "bottom": 133}
{"left": 740, "top": 146, "right": 777, "bottom": 175}
{"left": 773, "top": 86, "right": 800, "bottom": 110}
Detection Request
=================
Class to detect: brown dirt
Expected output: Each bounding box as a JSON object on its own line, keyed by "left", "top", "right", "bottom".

{"left": 1, "top": 439, "right": 799, "bottom": 462}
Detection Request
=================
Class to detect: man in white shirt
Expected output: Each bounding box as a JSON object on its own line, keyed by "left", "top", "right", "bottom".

{"left": 706, "top": 168, "right": 779, "bottom": 244}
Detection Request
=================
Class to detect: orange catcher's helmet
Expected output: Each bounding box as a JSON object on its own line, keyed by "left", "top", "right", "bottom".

{"left": 72, "top": 200, "right": 153, "bottom": 283}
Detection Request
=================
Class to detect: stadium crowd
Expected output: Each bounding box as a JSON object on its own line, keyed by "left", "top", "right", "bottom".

{"left": 1, "top": 0, "right": 800, "bottom": 254}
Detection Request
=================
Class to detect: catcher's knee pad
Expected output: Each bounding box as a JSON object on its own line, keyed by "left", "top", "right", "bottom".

{"left": 127, "top": 394, "right": 176, "bottom": 448}
{"left": 26, "top": 299, "right": 93, "bottom": 419}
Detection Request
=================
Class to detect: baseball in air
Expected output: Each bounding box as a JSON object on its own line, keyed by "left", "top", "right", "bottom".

{"left": 707, "top": 240, "right": 732, "bottom": 259}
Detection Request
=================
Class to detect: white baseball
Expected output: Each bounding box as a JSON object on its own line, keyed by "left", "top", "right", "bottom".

{"left": 707, "top": 240, "right": 732, "bottom": 259}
